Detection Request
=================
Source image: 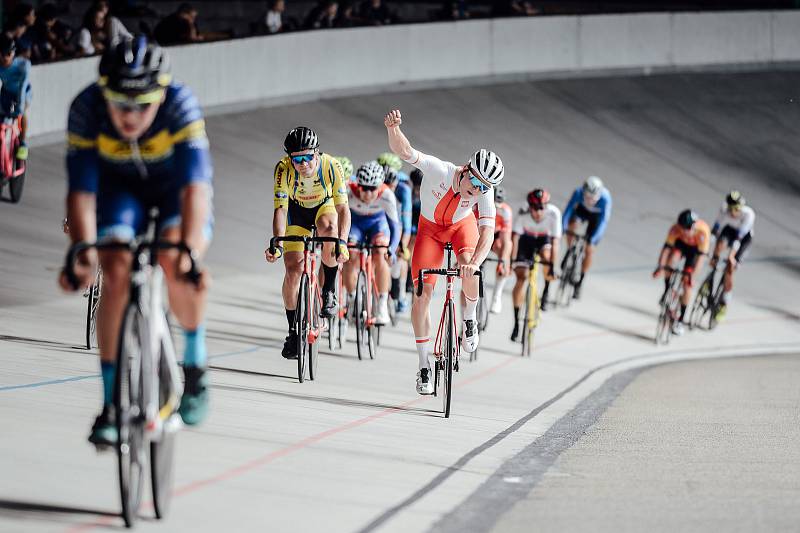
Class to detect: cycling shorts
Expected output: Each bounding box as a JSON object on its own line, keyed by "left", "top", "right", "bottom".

{"left": 671, "top": 239, "right": 702, "bottom": 270}
{"left": 349, "top": 212, "right": 390, "bottom": 246}
{"left": 412, "top": 215, "right": 478, "bottom": 287}
{"left": 285, "top": 198, "right": 337, "bottom": 253}
{"left": 570, "top": 204, "right": 601, "bottom": 243}
{"left": 513, "top": 235, "right": 551, "bottom": 268}
{"left": 97, "top": 179, "right": 213, "bottom": 243}
{"left": 718, "top": 226, "right": 752, "bottom": 263}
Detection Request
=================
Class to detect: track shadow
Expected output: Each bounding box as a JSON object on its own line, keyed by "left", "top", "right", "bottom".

{"left": 0, "top": 335, "right": 84, "bottom": 352}
{"left": 608, "top": 300, "right": 659, "bottom": 320}
{"left": 562, "top": 314, "right": 654, "bottom": 343}
{"left": 748, "top": 302, "right": 800, "bottom": 322}
{"left": 212, "top": 383, "right": 439, "bottom": 416}
{"left": 0, "top": 498, "right": 119, "bottom": 526}
{"left": 208, "top": 365, "right": 295, "bottom": 381}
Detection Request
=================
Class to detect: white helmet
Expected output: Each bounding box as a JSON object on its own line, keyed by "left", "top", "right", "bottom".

{"left": 583, "top": 176, "right": 603, "bottom": 196}
{"left": 356, "top": 160, "right": 385, "bottom": 187}
{"left": 469, "top": 149, "right": 504, "bottom": 186}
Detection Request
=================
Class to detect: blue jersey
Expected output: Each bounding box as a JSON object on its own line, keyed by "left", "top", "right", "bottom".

{"left": 562, "top": 186, "right": 612, "bottom": 245}
{"left": 67, "top": 82, "right": 213, "bottom": 195}
{"left": 394, "top": 180, "right": 412, "bottom": 235}
{"left": 0, "top": 57, "right": 32, "bottom": 115}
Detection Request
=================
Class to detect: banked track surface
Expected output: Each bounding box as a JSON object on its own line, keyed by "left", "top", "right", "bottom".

{"left": 0, "top": 70, "right": 799, "bottom": 532}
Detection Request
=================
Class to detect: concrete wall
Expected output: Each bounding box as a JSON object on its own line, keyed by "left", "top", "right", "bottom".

{"left": 28, "top": 10, "right": 800, "bottom": 141}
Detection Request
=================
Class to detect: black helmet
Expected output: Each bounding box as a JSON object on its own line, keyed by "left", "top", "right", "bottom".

{"left": 677, "top": 209, "right": 697, "bottom": 229}
{"left": 284, "top": 126, "right": 319, "bottom": 154}
{"left": 99, "top": 35, "right": 170, "bottom": 95}
{"left": 725, "top": 190, "right": 745, "bottom": 208}
{"left": 0, "top": 34, "right": 16, "bottom": 56}
{"left": 410, "top": 169, "right": 423, "bottom": 187}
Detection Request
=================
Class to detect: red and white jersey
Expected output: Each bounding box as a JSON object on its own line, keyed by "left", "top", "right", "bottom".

{"left": 404, "top": 149, "right": 495, "bottom": 228}
{"left": 347, "top": 182, "right": 399, "bottom": 222}
{"left": 513, "top": 204, "right": 562, "bottom": 238}
{"left": 495, "top": 202, "right": 513, "bottom": 233}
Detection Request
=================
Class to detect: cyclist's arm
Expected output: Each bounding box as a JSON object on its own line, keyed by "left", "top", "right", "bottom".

{"left": 385, "top": 116, "right": 414, "bottom": 161}
{"left": 180, "top": 183, "right": 209, "bottom": 251}
{"left": 335, "top": 203, "right": 351, "bottom": 242}
{"left": 511, "top": 232, "right": 520, "bottom": 263}
{"left": 562, "top": 188, "right": 580, "bottom": 231}
{"left": 331, "top": 157, "right": 351, "bottom": 242}
{"left": 550, "top": 237, "right": 560, "bottom": 272}
{"left": 591, "top": 193, "right": 612, "bottom": 245}
{"left": 65, "top": 192, "right": 97, "bottom": 244}
{"left": 65, "top": 91, "right": 100, "bottom": 245}
{"left": 471, "top": 225, "right": 495, "bottom": 267}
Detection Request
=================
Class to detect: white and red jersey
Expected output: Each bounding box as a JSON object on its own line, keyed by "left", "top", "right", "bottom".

{"left": 513, "top": 204, "right": 563, "bottom": 239}
{"left": 347, "top": 182, "right": 400, "bottom": 222}
{"left": 403, "top": 149, "right": 495, "bottom": 228}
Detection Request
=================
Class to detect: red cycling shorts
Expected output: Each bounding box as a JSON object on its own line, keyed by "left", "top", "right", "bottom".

{"left": 412, "top": 215, "right": 479, "bottom": 287}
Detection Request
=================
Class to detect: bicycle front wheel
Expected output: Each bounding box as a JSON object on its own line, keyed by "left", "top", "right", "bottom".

{"left": 521, "top": 282, "right": 538, "bottom": 357}
{"left": 355, "top": 271, "right": 368, "bottom": 361}
{"left": 308, "top": 288, "right": 321, "bottom": 381}
{"left": 295, "top": 274, "right": 310, "bottom": 382}
{"left": 557, "top": 250, "right": 576, "bottom": 307}
{"left": 689, "top": 277, "right": 712, "bottom": 330}
{"left": 115, "top": 304, "right": 146, "bottom": 528}
{"left": 151, "top": 336, "right": 178, "bottom": 520}
{"left": 708, "top": 281, "right": 725, "bottom": 330}
{"left": 85, "top": 284, "right": 97, "bottom": 350}
{"left": 442, "top": 300, "right": 455, "bottom": 418}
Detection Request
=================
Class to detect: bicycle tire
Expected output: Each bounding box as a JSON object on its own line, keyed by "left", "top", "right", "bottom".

{"left": 557, "top": 248, "right": 576, "bottom": 307}
{"left": 355, "top": 271, "right": 367, "bottom": 361}
{"left": 295, "top": 274, "right": 309, "bottom": 382}
{"left": 7, "top": 155, "right": 25, "bottom": 204}
{"left": 85, "top": 284, "right": 97, "bottom": 350}
{"left": 368, "top": 289, "right": 377, "bottom": 359}
{"left": 442, "top": 300, "right": 454, "bottom": 418}
{"left": 477, "top": 290, "right": 489, "bottom": 332}
{"left": 115, "top": 304, "right": 146, "bottom": 528}
{"left": 708, "top": 280, "right": 726, "bottom": 330}
{"left": 309, "top": 289, "right": 320, "bottom": 381}
{"left": 151, "top": 337, "right": 177, "bottom": 520}
{"left": 689, "top": 275, "right": 713, "bottom": 330}
{"left": 522, "top": 282, "right": 537, "bottom": 357}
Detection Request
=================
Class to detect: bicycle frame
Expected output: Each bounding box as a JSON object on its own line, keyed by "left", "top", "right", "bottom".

{"left": 0, "top": 117, "right": 24, "bottom": 181}
{"left": 349, "top": 242, "right": 389, "bottom": 329}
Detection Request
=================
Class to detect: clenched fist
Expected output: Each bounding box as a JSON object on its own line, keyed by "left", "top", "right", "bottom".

{"left": 384, "top": 110, "right": 402, "bottom": 129}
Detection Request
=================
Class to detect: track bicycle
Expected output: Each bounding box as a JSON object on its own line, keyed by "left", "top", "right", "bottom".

{"left": 417, "top": 242, "right": 484, "bottom": 418}
{"left": 557, "top": 230, "right": 588, "bottom": 307}
{"left": 689, "top": 258, "right": 727, "bottom": 331}
{"left": 327, "top": 264, "right": 347, "bottom": 351}
{"left": 517, "top": 255, "right": 551, "bottom": 357}
{"left": 0, "top": 112, "right": 26, "bottom": 203}
{"left": 347, "top": 241, "right": 390, "bottom": 359}
{"left": 64, "top": 209, "right": 201, "bottom": 528}
{"left": 655, "top": 262, "right": 689, "bottom": 345}
{"left": 270, "top": 227, "right": 340, "bottom": 382}
{"left": 85, "top": 267, "right": 103, "bottom": 350}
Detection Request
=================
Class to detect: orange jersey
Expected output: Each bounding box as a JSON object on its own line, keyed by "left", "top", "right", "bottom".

{"left": 473, "top": 202, "right": 512, "bottom": 233}
{"left": 665, "top": 220, "right": 711, "bottom": 254}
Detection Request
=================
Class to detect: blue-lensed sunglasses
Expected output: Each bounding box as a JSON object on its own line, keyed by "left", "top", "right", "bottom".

{"left": 469, "top": 174, "right": 490, "bottom": 193}
{"left": 290, "top": 153, "right": 315, "bottom": 164}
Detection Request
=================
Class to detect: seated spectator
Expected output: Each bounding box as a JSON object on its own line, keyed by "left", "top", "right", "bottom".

{"left": 4, "top": 18, "right": 32, "bottom": 60}
{"left": 0, "top": 34, "right": 32, "bottom": 160}
{"left": 336, "top": 1, "right": 362, "bottom": 27}
{"left": 265, "top": 0, "right": 287, "bottom": 34}
{"left": 439, "top": 0, "right": 470, "bottom": 20}
{"left": 75, "top": 1, "right": 132, "bottom": 57}
{"left": 492, "top": 1, "right": 540, "bottom": 17}
{"left": 26, "top": 4, "right": 74, "bottom": 63}
{"left": 155, "top": 3, "right": 230, "bottom": 46}
{"left": 359, "top": 0, "right": 393, "bottom": 26}
{"left": 305, "top": 1, "right": 339, "bottom": 30}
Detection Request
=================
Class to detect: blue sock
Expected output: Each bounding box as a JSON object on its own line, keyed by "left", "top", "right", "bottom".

{"left": 101, "top": 361, "right": 116, "bottom": 406}
{"left": 183, "top": 325, "right": 207, "bottom": 368}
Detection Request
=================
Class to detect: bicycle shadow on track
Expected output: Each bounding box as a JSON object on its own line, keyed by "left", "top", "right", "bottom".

{"left": 211, "top": 382, "right": 441, "bottom": 416}
{"left": 0, "top": 498, "right": 119, "bottom": 525}
{"left": 208, "top": 364, "right": 296, "bottom": 381}
{"left": 0, "top": 335, "right": 85, "bottom": 352}
{"left": 561, "top": 314, "right": 654, "bottom": 343}
{"left": 748, "top": 302, "right": 800, "bottom": 322}
{"left": 608, "top": 300, "right": 660, "bottom": 320}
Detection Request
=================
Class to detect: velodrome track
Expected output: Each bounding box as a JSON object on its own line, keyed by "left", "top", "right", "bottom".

{"left": 1, "top": 70, "right": 799, "bottom": 532}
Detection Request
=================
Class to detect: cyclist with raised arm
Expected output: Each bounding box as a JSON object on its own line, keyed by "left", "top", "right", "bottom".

{"left": 383, "top": 109, "right": 504, "bottom": 395}
{"left": 0, "top": 34, "right": 32, "bottom": 160}
{"left": 264, "top": 127, "right": 350, "bottom": 359}
{"left": 710, "top": 190, "right": 755, "bottom": 322}
{"left": 380, "top": 153, "right": 413, "bottom": 313}
{"left": 483, "top": 185, "right": 513, "bottom": 314}
{"left": 343, "top": 161, "right": 401, "bottom": 324}
{"left": 562, "top": 176, "right": 612, "bottom": 299}
{"left": 58, "top": 36, "right": 213, "bottom": 445}
{"left": 653, "top": 209, "right": 710, "bottom": 336}
{"left": 511, "top": 189, "right": 561, "bottom": 339}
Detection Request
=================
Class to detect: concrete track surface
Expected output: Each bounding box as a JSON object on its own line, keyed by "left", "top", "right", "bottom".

{"left": 1, "top": 70, "right": 799, "bottom": 532}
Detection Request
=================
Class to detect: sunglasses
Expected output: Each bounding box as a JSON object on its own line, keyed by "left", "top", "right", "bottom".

{"left": 465, "top": 170, "right": 489, "bottom": 193}
{"left": 529, "top": 204, "right": 545, "bottom": 211}
{"left": 290, "top": 153, "right": 315, "bottom": 164}
{"left": 103, "top": 88, "right": 163, "bottom": 113}
{"left": 109, "top": 100, "right": 154, "bottom": 113}
{"left": 360, "top": 185, "right": 378, "bottom": 192}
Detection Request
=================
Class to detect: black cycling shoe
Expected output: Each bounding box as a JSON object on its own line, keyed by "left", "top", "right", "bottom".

{"left": 572, "top": 283, "right": 582, "bottom": 300}
{"left": 320, "top": 289, "right": 337, "bottom": 318}
{"left": 540, "top": 298, "right": 549, "bottom": 312}
{"left": 88, "top": 404, "right": 118, "bottom": 447}
{"left": 510, "top": 321, "right": 520, "bottom": 342}
{"left": 282, "top": 331, "right": 298, "bottom": 359}
{"left": 179, "top": 366, "right": 209, "bottom": 426}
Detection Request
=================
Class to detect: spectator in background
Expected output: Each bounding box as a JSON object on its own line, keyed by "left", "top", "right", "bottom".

{"left": 265, "top": 0, "right": 286, "bottom": 34}
{"left": 154, "top": 3, "right": 202, "bottom": 45}
{"left": 439, "top": 0, "right": 470, "bottom": 20}
{"left": 359, "top": 0, "right": 393, "bottom": 26}
{"left": 492, "top": 1, "right": 540, "bottom": 17}
{"left": 336, "top": 2, "right": 361, "bottom": 27}
{"left": 75, "top": 1, "right": 132, "bottom": 57}
{"left": 27, "top": 4, "right": 74, "bottom": 62}
{"left": 4, "top": 18, "right": 32, "bottom": 60}
{"left": 305, "top": 1, "right": 339, "bottom": 30}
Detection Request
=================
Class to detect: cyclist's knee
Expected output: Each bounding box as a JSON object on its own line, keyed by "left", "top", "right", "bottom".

{"left": 316, "top": 215, "right": 337, "bottom": 235}
{"left": 99, "top": 256, "right": 130, "bottom": 294}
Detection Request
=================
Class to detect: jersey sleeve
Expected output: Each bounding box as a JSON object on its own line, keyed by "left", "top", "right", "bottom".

{"left": 665, "top": 225, "right": 679, "bottom": 247}
{"left": 273, "top": 159, "right": 290, "bottom": 209}
{"left": 167, "top": 85, "right": 212, "bottom": 187}
{"left": 550, "top": 206, "right": 563, "bottom": 238}
{"left": 404, "top": 149, "right": 456, "bottom": 183}
{"left": 562, "top": 188, "right": 581, "bottom": 230}
{"left": 329, "top": 157, "right": 348, "bottom": 206}
{"left": 475, "top": 190, "right": 496, "bottom": 228}
{"left": 66, "top": 87, "right": 101, "bottom": 194}
{"left": 397, "top": 183, "right": 412, "bottom": 234}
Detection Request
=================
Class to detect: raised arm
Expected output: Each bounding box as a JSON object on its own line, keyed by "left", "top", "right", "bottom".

{"left": 384, "top": 109, "right": 414, "bottom": 161}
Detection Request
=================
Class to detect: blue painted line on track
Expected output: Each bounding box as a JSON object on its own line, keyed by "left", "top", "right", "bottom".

{"left": 0, "top": 345, "right": 265, "bottom": 393}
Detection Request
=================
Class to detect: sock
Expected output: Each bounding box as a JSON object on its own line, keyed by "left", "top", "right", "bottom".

{"left": 322, "top": 264, "right": 338, "bottom": 293}
{"left": 286, "top": 309, "right": 296, "bottom": 331}
{"left": 679, "top": 304, "right": 687, "bottom": 322}
{"left": 463, "top": 295, "right": 478, "bottom": 321}
{"left": 415, "top": 337, "right": 430, "bottom": 370}
{"left": 721, "top": 292, "right": 731, "bottom": 305}
{"left": 379, "top": 292, "right": 388, "bottom": 308}
{"left": 542, "top": 280, "right": 550, "bottom": 300}
{"left": 577, "top": 273, "right": 585, "bottom": 286}
{"left": 663, "top": 278, "right": 670, "bottom": 293}
{"left": 101, "top": 361, "right": 116, "bottom": 405}
{"left": 183, "top": 325, "right": 207, "bottom": 368}
{"left": 513, "top": 306, "right": 520, "bottom": 322}
{"left": 390, "top": 277, "right": 400, "bottom": 300}
{"left": 494, "top": 276, "right": 508, "bottom": 299}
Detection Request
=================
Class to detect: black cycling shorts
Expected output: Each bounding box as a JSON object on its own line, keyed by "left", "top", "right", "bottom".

{"left": 513, "top": 234, "right": 551, "bottom": 267}
{"left": 570, "top": 204, "right": 601, "bottom": 240}
{"left": 718, "top": 226, "right": 752, "bottom": 263}
{"left": 672, "top": 239, "right": 702, "bottom": 270}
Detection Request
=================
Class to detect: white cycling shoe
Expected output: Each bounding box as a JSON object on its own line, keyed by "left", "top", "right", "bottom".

{"left": 416, "top": 368, "right": 434, "bottom": 395}
{"left": 672, "top": 321, "right": 685, "bottom": 336}
{"left": 374, "top": 299, "right": 390, "bottom": 325}
{"left": 461, "top": 320, "right": 479, "bottom": 353}
{"left": 490, "top": 296, "right": 503, "bottom": 314}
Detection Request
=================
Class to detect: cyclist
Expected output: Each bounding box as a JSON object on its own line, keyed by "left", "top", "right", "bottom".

{"left": 344, "top": 161, "right": 401, "bottom": 324}
{"left": 484, "top": 185, "right": 513, "bottom": 314}
{"left": 710, "top": 190, "right": 755, "bottom": 322}
{"left": 0, "top": 34, "right": 32, "bottom": 160}
{"left": 383, "top": 109, "right": 504, "bottom": 395}
{"left": 381, "top": 155, "right": 413, "bottom": 313}
{"left": 510, "top": 189, "right": 561, "bottom": 339}
{"left": 334, "top": 155, "right": 354, "bottom": 182}
{"left": 561, "top": 176, "right": 612, "bottom": 299}
{"left": 58, "top": 36, "right": 213, "bottom": 446}
{"left": 653, "top": 209, "right": 710, "bottom": 336}
{"left": 264, "top": 126, "right": 350, "bottom": 359}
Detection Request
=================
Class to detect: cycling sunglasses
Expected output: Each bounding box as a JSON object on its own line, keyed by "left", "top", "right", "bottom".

{"left": 108, "top": 100, "right": 154, "bottom": 113}
{"left": 529, "top": 203, "right": 545, "bottom": 211}
{"left": 103, "top": 88, "right": 164, "bottom": 112}
{"left": 464, "top": 167, "right": 490, "bottom": 193}
{"left": 290, "top": 153, "right": 316, "bottom": 164}
{"left": 360, "top": 185, "right": 378, "bottom": 192}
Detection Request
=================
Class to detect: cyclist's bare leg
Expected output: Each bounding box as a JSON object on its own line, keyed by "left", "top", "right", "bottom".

{"left": 582, "top": 244, "right": 594, "bottom": 274}
{"left": 282, "top": 251, "right": 304, "bottom": 310}
{"left": 511, "top": 266, "right": 528, "bottom": 309}
{"left": 158, "top": 227, "right": 210, "bottom": 330}
{"left": 566, "top": 219, "right": 580, "bottom": 247}
{"left": 411, "top": 283, "right": 433, "bottom": 369}
{"left": 457, "top": 252, "right": 479, "bottom": 320}
{"left": 372, "top": 247, "right": 391, "bottom": 294}
{"left": 316, "top": 213, "right": 339, "bottom": 269}
{"left": 96, "top": 249, "right": 132, "bottom": 365}
{"left": 343, "top": 250, "right": 359, "bottom": 294}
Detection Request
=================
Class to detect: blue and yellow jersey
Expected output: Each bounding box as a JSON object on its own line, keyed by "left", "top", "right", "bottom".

{"left": 66, "top": 82, "right": 212, "bottom": 193}
{"left": 273, "top": 153, "right": 348, "bottom": 210}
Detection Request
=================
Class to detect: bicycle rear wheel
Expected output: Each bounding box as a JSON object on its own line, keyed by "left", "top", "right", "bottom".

{"left": 85, "top": 284, "right": 97, "bottom": 350}
{"left": 521, "top": 283, "right": 538, "bottom": 357}
{"left": 151, "top": 337, "right": 177, "bottom": 520}
{"left": 295, "top": 274, "right": 310, "bottom": 382}
{"left": 689, "top": 276, "right": 712, "bottom": 330}
{"left": 7, "top": 152, "right": 25, "bottom": 204}
{"left": 442, "top": 300, "right": 455, "bottom": 418}
{"left": 557, "top": 249, "right": 576, "bottom": 307}
{"left": 708, "top": 281, "right": 725, "bottom": 330}
{"left": 115, "top": 304, "right": 146, "bottom": 528}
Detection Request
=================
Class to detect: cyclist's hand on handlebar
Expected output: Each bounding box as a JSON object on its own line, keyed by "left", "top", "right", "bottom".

{"left": 265, "top": 244, "right": 283, "bottom": 263}
{"left": 336, "top": 240, "right": 350, "bottom": 263}
{"left": 652, "top": 266, "right": 663, "bottom": 279}
{"left": 176, "top": 249, "right": 210, "bottom": 290}
{"left": 384, "top": 110, "right": 402, "bottom": 129}
{"left": 59, "top": 249, "right": 96, "bottom": 292}
{"left": 460, "top": 262, "right": 479, "bottom": 279}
